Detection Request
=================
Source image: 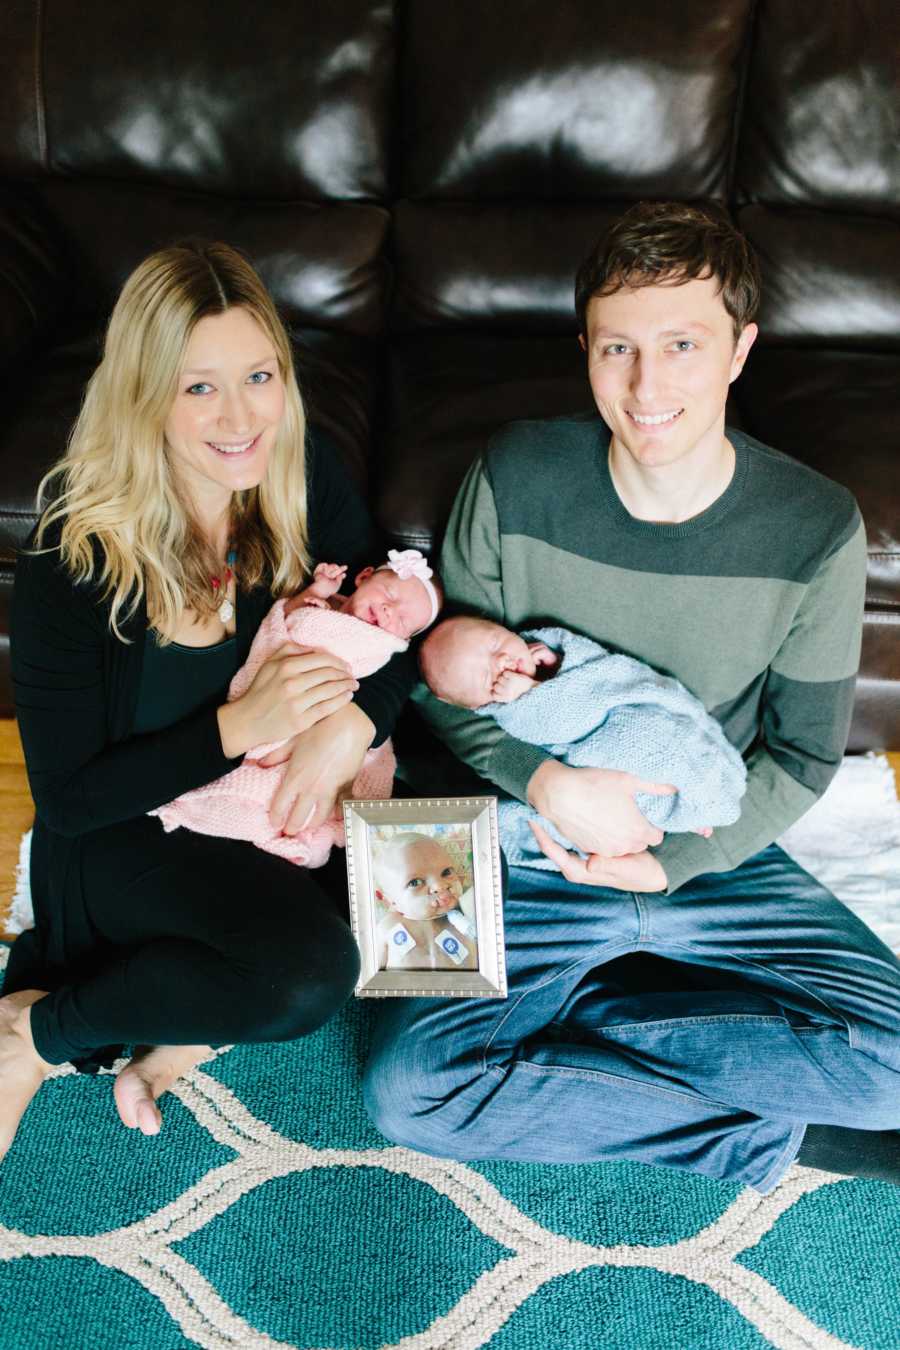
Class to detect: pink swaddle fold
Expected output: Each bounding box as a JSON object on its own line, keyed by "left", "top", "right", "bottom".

{"left": 151, "top": 598, "right": 406, "bottom": 866}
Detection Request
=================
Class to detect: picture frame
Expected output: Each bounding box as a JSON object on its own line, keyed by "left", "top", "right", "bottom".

{"left": 343, "top": 796, "right": 506, "bottom": 999}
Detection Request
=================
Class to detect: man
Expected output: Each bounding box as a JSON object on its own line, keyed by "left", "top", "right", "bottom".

{"left": 363, "top": 202, "right": 900, "bottom": 1192}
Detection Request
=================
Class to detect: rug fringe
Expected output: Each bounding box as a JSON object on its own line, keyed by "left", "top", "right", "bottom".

{"left": 9, "top": 826, "right": 34, "bottom": 935}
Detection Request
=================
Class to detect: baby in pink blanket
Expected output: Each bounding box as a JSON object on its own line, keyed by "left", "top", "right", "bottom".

{"left": 152, "top": 550, "right": 441, "bottom": 866}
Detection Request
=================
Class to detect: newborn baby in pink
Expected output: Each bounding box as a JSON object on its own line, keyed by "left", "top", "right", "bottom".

{"left": 152, "top": 551, "right": 440, "bottom": 866}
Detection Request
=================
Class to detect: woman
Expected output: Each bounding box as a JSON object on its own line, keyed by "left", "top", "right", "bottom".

{"left": 0, "top": 241, "right": 413, "bottom": 1158}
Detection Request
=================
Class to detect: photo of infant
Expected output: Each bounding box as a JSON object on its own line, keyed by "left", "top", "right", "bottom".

{"left": 370, "top": 825, "right": 478, "bottom": 971}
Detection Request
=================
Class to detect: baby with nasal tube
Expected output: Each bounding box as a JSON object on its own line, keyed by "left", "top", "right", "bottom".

{"left": 372, "top": 832, "right": 478, "bottom": 971}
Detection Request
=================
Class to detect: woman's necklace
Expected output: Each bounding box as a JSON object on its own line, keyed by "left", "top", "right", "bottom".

{"left": 210, "top": 548, "right": 237, "bottom": 624}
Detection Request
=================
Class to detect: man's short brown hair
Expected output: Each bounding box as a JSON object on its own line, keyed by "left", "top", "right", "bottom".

{"left": 575, "top": 201, "right": 761, "bottom": 343}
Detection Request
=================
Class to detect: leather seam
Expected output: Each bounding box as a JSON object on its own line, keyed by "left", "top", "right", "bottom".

{"left": 34, "top": 0, "right": 48, "bottom": 168}
{"left": 726, "top": 0, "right": 760, "bottom": 203}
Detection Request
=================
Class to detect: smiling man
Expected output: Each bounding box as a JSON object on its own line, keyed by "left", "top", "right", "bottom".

{"left": 364, "top": 202, "right": 900, "bottom": 1192}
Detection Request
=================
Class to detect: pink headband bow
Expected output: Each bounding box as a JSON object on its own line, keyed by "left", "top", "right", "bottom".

{"left": 378, "top": 548, "right": 440, "bottom": 633}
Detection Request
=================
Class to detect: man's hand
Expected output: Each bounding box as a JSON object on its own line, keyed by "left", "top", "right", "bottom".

{"left": 530, "top": 822, "right": 668, "bottom": 892}
{"left": 527, "top": 761, "right": 676, "bottom": 857}
{"left": 258, "top": 702, "right": 375, "bottom": 835}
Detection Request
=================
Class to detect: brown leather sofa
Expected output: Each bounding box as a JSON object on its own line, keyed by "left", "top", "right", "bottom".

{"left": 1, "top": 1, "right": 897, "bottom": 745}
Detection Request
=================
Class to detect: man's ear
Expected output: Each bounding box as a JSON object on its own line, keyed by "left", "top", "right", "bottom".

{"left": 729, "top": 323, "right": 758, "bottom": 383}
{"left": 578, "top": 333, "right": 587, "bottom": 353}
{"left": 354, "top": 566, "right": 375, "bottom": 588}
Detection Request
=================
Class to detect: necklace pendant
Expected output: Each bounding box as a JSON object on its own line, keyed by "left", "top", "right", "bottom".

{"left": 218, "top": 598, "right": 234, "bottom": 624}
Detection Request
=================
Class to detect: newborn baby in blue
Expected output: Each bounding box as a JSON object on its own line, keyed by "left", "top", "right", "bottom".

{"left": 420, "top": 616, "right": 747, "bottom": 870}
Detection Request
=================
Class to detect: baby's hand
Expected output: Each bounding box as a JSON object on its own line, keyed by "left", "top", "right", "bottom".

{"left": 311, "top": 562, "right": 348, "bottom": 597}
{"left": 284, "top": 593, "right": 329, "bottom": 614}
{"left": 284, "top": 563, "right": 349, "bottom": 615}
{"left": 492, "top": 669, "right": 539, "bottom": 702}
{"left": 528, "top": 642, "right": 559, "bottom": 670}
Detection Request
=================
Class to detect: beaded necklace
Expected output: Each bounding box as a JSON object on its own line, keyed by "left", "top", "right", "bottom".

{"left": 210, "top": 548, "right": 237, "bottom": 624}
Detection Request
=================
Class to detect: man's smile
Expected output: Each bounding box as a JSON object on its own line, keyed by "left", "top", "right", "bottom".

{"left": 626, "top": 409, "right": 684, "bottom": 428}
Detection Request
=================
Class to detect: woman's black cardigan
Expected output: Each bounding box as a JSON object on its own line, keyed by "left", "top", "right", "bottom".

{"left": 6, "top": 431, "right": 415, "bottom": 1003}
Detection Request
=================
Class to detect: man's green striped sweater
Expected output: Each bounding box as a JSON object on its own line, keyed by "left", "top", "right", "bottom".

{"left": 413, "top": 413, "right": 867, "bottom": 894}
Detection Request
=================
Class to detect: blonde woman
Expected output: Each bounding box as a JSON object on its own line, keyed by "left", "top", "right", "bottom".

{"left": 1, "top": 242, "right": 413, "bottom": 1160}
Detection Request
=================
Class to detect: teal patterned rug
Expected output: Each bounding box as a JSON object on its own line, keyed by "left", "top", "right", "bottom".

{"left": 1, "top": 944, "right": 898, "bottom": 1350}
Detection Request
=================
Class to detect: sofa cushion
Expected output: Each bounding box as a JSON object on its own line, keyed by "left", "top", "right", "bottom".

{"left": 736, "top": 1, "right": 900, "bottom": 210}
{"left": 0, "top": 0, "right": 394, "bottom": 200}
{"left": 400, "top": 0, "right": 751, "bottom": 200}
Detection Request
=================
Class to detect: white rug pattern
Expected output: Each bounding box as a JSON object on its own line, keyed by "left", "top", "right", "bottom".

{"left": 0, "top": 945, "right": 862, "bottom": 1350}
{"left": 2, "top": 755, "right": 898, "bottom": 1349}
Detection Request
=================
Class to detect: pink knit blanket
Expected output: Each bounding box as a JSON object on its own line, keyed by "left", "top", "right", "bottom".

{"left": 151, "top": 599, "right": 406, "bottom": 866}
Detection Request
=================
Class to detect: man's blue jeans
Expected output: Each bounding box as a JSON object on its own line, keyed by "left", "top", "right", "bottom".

{"left": 363, "top": 845, "right": 900, "bottom": 1192}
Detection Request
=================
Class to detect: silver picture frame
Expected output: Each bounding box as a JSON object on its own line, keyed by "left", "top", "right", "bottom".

{"left": 343, "top": 796, "right": 506, "bottom": 999}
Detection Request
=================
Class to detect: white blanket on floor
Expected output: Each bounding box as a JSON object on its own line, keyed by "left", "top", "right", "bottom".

{"left": 8, "top": 754, "right": 900, "bottom": 951}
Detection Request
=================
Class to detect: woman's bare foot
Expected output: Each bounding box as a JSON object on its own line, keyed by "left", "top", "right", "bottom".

{"left": 0, "top": 990, "right": 52, "bottom": 1162}
{"left": 113, "top": 1044, "right": 212, "bottom": 1136}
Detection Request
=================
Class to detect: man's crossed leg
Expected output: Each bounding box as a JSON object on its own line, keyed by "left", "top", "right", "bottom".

{"left": 364, "top": 845, "right": 900, "bottom": 1192}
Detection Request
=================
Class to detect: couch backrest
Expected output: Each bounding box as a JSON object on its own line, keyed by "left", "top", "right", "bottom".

{"left": 1, "top": 0, "right": 897, "bottom": 737}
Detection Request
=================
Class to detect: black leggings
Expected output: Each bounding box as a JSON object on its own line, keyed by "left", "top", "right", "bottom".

{"left": 28, "top": 816, "right": 360, "bottom": 1066}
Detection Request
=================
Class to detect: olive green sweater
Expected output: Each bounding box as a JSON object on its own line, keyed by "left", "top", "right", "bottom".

{"left": 414, "top": 414, "right": 867, "bottom": 894}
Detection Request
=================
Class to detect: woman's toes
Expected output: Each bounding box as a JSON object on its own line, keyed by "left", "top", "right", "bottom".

{"left": 0, "top": 994, "right": 51, "bottom": 1162}
{"left": 135, "top": 1098, "right": 162, "bottom": 1136}
{"left": 113, "top": 1066, "right": 151, "bottom": 1130}
{"left": 114, "top": 1044, "right": 210, "bottom": 1134}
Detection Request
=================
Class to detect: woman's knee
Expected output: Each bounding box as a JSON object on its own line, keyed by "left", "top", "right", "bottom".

{"left": 243, "top": 914, "right": 360, "bottom": 1042}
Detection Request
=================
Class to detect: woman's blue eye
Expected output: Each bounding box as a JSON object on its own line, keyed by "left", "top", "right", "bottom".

{"left": 187, "top": 382, "right": 213, "bottom": 396}
{"left": 673, "top": 340, "right": 695, "bottom": 352}
{"left": 248, "top": 370, "right": 272, "bottom": 384}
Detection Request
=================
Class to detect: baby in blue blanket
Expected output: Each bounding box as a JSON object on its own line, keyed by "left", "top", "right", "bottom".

{"left": 420, "top": 616, "right": 748, "bottom": 871}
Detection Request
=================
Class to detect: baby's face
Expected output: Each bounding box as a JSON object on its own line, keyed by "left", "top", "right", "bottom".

{"left": 376, "top": 837, "right": 463, "bottom": 920}
{"left": 440, "top": 619, "right": 538, "bottom": 708}
{"left": 344, "top": 568, "right": 433, "bottom": 638}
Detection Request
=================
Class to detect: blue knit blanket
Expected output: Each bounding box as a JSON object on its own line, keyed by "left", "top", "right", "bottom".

{"left": 476, "top": 627, "right": 747, "bottom": 870}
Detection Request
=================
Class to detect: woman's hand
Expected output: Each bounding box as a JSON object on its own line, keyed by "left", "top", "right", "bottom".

{"left": 258, "top": 701, "right": 376, "bottom": 834}
{"left": 530, "top": 822, "right": 668, "bottom": 892}
{"left": 527, "top": 760, "right": 676, "bottom": 858}
{"left": 217, "top": 644, "right": 358, "bottom": 759}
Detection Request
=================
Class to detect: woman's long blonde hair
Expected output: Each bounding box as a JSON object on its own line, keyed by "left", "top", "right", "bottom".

{"left": 35, "top": 241, "right": 312, "bottom": 640}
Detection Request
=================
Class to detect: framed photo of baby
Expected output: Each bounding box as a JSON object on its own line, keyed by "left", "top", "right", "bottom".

{"left": 343, "top": 797, "right": 506, "bottom": 998}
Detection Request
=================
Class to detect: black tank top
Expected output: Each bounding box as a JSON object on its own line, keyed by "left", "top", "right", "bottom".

{"left": 133, "top": 629, "right": 240, "bottom": 734}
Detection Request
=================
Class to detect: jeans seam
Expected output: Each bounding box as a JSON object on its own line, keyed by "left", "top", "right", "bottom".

{"left": 755, "top": 1121, "right": 807, "bottom": 1194}
{"left": 513, "top": 1057, "right": 734, "bottom": 1109}
{"left": 634, "top": 891, "right": 650, "bottom": 942}
{"left": 600, "top": 1014, "right": 788, "bottom": 1033}
{"left": 656, "top": 938, "right": 859, "bottom": 1049}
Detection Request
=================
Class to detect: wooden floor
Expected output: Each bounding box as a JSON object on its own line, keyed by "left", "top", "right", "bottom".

{"left": 1, "top": 719, "right": 899, "bottom": 940}
{"left": 1, "top": 720, "right": 37, "bottom": 940}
